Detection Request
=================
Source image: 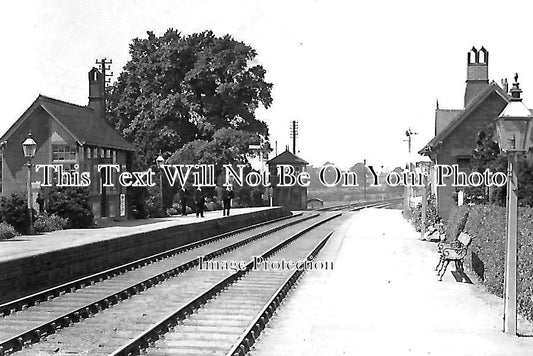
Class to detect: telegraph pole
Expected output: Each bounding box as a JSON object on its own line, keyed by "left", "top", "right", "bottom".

{"left": 404, "top": 127, "right": 418, "bottom": 154}
{"left": 290, "top": 121, "right": 298, "bottom": 154}
{"left": 95, "top": 58, "right": 113, "bottom": 87}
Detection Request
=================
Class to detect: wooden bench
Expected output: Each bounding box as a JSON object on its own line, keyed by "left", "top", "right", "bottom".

{"left": 435, "top": 232, "right": 472, "bottom": 281}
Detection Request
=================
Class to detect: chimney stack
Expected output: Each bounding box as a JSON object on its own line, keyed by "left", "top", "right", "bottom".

{"left": 88, "top": 67, "right": 105, "bottom": 119}
{"left": 502, "top": 78, "right": 509, "bottom": 93}
{"left": 464, "top": 46, "right": 489, "bottom": 107}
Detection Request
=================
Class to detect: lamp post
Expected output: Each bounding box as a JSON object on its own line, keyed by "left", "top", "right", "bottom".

{"left": 22, "top": 132, "right": 37, "bottom": 235}
{"left": 156, "top": 154, "right": 165, "bottom": 210}
{"left": 495, "top": 73, "right": 533, "bottom": 335}
{"left": 417, "top": 161, "right": 432, "bottom": 239}
{"left": 403, "top": 163, "right": 410, "bottom": 217}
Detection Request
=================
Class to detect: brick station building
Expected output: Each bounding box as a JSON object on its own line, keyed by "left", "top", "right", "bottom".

{"left": 0, "top": 68, "right": 135, "bottom": 220}
{"left": 419, "top": 47, "right": 515, "bottom": 219}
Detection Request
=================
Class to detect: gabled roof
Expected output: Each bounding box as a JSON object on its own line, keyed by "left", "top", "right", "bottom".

{"left": 1, "top": 95, "right": 135, "bottom": 151}
{"left": 419, "top": 82, "right": 509, "bottom": 155}
{"left": 435, "top": 109, "right": 462, "bottom": 136}
{"left": 267, "top": 150, "right": 308, "bottom": 165}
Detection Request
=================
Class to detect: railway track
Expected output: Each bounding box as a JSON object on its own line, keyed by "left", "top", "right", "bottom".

{"left": 0, "top": 201, "right": 389, "bottom": 355}
{"left": 0, "top": 212, "right": 316, "bottom": 355}
{"left": 318, "top": 197, "right": 402, "bottom": 212}
{"left": 1, "top": 212, "right": 342, "bottom": 355}
{"left": 111, "top": 214, "right": 340, "bottom": 356}
{"left": 349, "top": 198, "right": 401, "bottom": 211}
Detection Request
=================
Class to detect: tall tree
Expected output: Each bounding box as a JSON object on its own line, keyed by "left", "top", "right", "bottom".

{"left": 168, "top": 128, "right": 264, "bottom": 207}
{"left": 107, "top": 29, "right": 273, "bottom": 168}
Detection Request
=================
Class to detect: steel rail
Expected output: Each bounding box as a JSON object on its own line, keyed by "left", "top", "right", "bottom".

{"left": 349, "top": 198, "right": 402, "bottom": 211}
{"left": 0, "top": 213, "right": 320, "bottom": 356}
{"left": 226, "top": 231, "right": 333, "bottom": 356}
{"left": 109, "top": 212, "right": 342, "bottom": 356}
{"left": 0, "top": 213, "right": 299, "bottom": 318}
{"left": 318, "top": 197, "right": 402, "bottom": 212}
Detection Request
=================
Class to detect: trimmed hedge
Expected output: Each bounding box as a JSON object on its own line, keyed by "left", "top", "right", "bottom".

{"left": 449, "top": 204, "right": 533, "bottom": 322}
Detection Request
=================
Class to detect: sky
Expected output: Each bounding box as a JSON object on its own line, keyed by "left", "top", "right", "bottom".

{"left": 2, "top": 0, "right": 533, "bottom": 170}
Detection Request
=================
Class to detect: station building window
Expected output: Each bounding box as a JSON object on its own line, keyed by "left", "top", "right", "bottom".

{"left": 52, "top": 144, "right": 76, "bottom": 162}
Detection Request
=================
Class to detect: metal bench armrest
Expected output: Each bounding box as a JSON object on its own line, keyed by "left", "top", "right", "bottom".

{"left": 441, "top": 246, "right": 467, "bottom": 260}
{"left": 437, "top": 240, "right": 462, "bottom": 253}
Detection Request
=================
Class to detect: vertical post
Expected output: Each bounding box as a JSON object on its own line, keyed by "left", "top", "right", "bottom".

{"left": 403, "top": 166, "right": 409, "bottom": 218}
{"left": 260, "top": 146, "right": 264, "bottom": 173}
{"left": 27, "top": 162, "right": 34, "bottom": 235}
{"left": 504, "top": 154, "right": 518, "bottom": 335}
{"left": 291, "top": 121, "right": 297, "bottom": 154}
{"left": 421, "top": 173, "right": 427, "bottom": 239}
{"left": 291, "top": 120, "right": 298, "bottom": 154}
{"left": 159, "top": 171, "right": 164, "bottom": 210}
{"left": 363, "top": 159, "right": 367, "bottom": 202}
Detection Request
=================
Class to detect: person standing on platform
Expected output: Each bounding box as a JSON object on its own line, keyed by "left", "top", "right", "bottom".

{"left": 222, "top": 186, "right": 234, "bottom": 216}
{"left": 179, "top": 187, "right": 188, "bottom": 216}
{"left": 36, "top": 192, "right": 45, "bottom": 214}
{"left": 195, "top": 187, "right": 205, "bottom": 218}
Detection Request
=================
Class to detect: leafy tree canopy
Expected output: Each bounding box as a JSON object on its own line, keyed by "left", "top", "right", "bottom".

{"left": 168, "top": 128, "right": 264, "bottom": 207}
{"left": 107, "top": 29, "right": 273, "bottom": 168}
{"left": 168, "top": 128, "right": 259, "bottom": 173}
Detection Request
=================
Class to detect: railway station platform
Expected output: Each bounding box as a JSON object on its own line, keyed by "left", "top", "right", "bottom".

{"left": 0, "top": 207, "right": 280, "bottom": 262}
{"left": 250, "top": 208, "right": 533, "bottom": 356}
{"left": 0, "top": 207, "right": 289, "bottom": 303}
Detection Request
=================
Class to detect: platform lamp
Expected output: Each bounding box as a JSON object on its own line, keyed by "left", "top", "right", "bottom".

{"left": 155, "top": 154, "right": 165, "bottom": 210}
{"left": 262, "top": 141, "right": 272, "bottom": 207}
{"left": 22, "top": 132, "right": 37, "bottom": 234}
{"left": 495, "top": 73, "right": 533, "bottom": 335}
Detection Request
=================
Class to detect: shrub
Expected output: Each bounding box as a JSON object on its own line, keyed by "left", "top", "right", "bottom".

{"left": 206, "top": 201, "right": 218, "bottom": 211}
{"left": 145, "top": 185, "right": 166, "bottom": 218}
{"left": 461, "top": 204, "right": 533, "bottom": 322}
{"left": 46, "top": 187, "right": 94, "bottom": 228}
{"left": 0, "top": 193, "right": 35, "bottom": 233}
{"left": 167, "top": 207, "right": 178, "bottom": 216}
{"left": 405, "top": 194, "right": 438, "bottom": 232}
{"left": 0, "top": 222, "right": 19, "bottom": 240}
{"left": 34, "top": 213, "right": 68, "bottom": 233}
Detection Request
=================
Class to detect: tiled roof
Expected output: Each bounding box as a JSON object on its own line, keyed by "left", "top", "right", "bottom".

{"left": 435, "top": 109, "right": 462, "bottom": 136}
{"left": 1, "top": 95, "right": 135, "bottom": 151}
{"left": 419, "top": 82, "right": 509, "bottom": 155}
{"left": 267, "top": 150, "right": 308, "bottom": 165}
